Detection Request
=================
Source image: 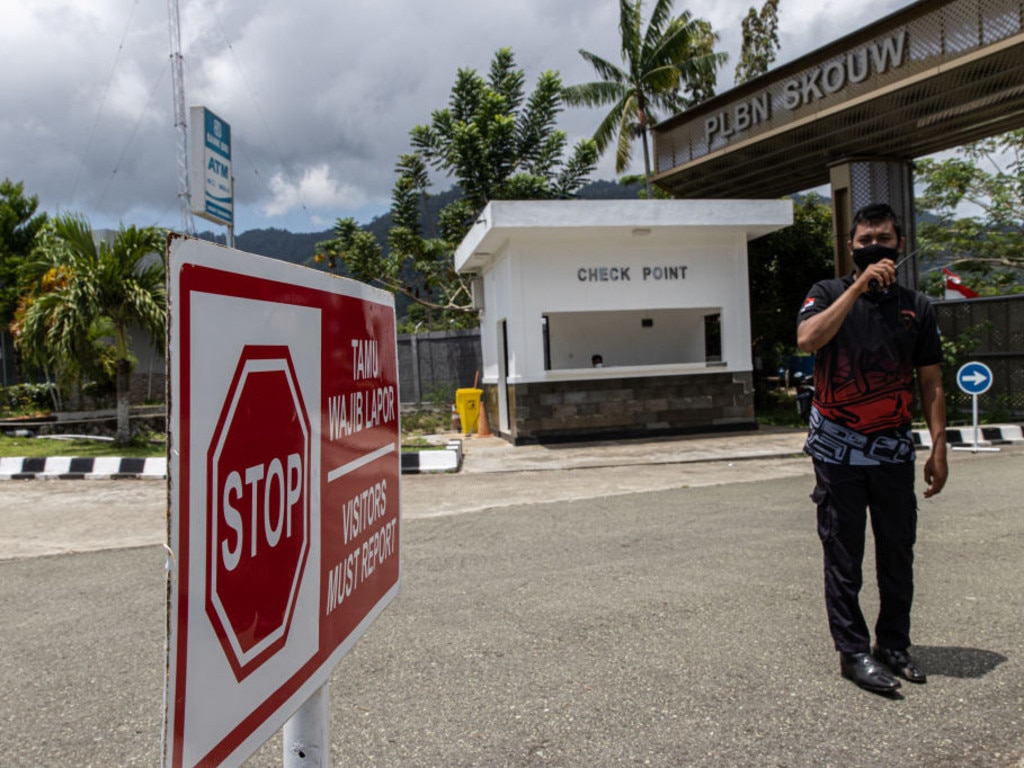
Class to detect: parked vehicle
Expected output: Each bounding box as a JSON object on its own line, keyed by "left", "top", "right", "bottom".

{"left": 793, "top": 371, "right": 814, "bottom": 424}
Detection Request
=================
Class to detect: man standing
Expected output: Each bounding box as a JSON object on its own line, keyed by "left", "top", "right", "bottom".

{"left": 796, "top": 203, "right": 948, "bottom": 694}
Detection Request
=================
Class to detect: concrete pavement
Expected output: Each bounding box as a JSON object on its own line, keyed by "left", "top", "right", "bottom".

{"left": 1, "top": 426, "right": 1018, "bottom": 558}
{"left": 0, "top": 428, "right": 812, "bottom": 559}
{"left": 1, "top": 430, "right": 1023, "bottom": 767}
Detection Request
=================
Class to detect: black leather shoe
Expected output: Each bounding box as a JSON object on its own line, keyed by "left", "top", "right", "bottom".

{"left": 840, "top": 652, "right": 901, "bottom": 693}
{"left": 873, "top": 645, "right": 927, "bottom": 684}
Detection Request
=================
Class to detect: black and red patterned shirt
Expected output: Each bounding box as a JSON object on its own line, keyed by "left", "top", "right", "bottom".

{"left": 797, "top": 275, "right": 943, "bottom": 465}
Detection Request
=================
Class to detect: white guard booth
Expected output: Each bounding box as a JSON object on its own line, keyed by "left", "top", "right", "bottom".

{"left": 454, "top": 199, "right": 793, "bottom": 444}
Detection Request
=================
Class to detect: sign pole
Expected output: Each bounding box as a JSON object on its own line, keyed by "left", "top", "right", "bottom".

{"left": 953, "top": 360, "right": 1000, "bottom": 454}
{"left": 972, "top": 393, "right": 979, "bottom": 449}
{"left": 283, "top": 683, "right": 330, "bottom": 767}
{"left": 954, "top": 392, "right": 1000, "bottom": 453}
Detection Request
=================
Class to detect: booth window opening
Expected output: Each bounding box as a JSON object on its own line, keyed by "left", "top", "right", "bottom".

{"left": 542, "top": 308, "right": 723, "bottom": 370}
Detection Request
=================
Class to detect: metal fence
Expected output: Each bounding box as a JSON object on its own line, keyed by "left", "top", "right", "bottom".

{"left": 397, "top": 329, "right": 483, "bottom": 408}
{"left": 934, "top": 294, "right": 1024, "bottom": 418}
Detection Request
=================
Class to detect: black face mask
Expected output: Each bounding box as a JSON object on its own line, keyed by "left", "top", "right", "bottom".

{"left": 853, "top": 243, "right": 899, "bottom": 273}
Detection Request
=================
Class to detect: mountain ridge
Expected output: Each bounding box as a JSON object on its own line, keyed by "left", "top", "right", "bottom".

{"left": 197, "top": 179, "right": 648, "bottom": 266}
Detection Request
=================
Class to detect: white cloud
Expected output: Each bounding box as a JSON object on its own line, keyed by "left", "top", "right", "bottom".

{"left": 262, "top": 164, "right": 375, "bottom": 218}
{"left": 0, "top": 0, "right": 915, "bottom": 234}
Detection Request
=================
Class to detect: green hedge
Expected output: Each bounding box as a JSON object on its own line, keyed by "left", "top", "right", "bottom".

{"left": 0, "top": 383, "right": 56, "bottom": 415}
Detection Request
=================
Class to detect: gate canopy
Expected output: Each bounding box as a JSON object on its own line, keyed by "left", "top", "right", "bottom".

{"left": 653, "top": 0, "right": 1024, "bottom": 199}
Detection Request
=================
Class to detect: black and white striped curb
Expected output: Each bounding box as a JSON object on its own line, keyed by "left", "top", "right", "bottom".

{"left": 399, "top": 440, "right": 463, "bottom": 474}
{"left": 3, "top": 427, "right": 1017, "bottom": 479}
{"left": 0, "top": 456, "right": 167, "bottom": 480}
{"left": 914, "top": 423, "right": 1023, "bottom": 448}
{"left": 1, "top": 440, "right": 464, "bottom": 480}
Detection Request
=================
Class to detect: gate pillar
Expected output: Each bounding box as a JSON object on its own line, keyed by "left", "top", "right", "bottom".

{"left": 829, "top": 158, "right": 918, "bottom": 288}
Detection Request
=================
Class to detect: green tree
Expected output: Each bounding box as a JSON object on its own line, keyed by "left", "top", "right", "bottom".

{"left": 15, "top": 214, "right": 166, "bottom": 443}
{"left": 317, "top": 49, "right": 598, "bottom": 328}
{"left": 562, "top": 0, "right": 727, "bottom": 199}
{"left": 734, "top": 0, "right": 781, "bottom": 85}
{"left": 915, "top": 128, "right": 1024, "bottom": 296}
{"left": 747, "top": 193, "right": 833, "bottom": 377}
{"left": 0, "top": 179, "right": 48, "bottom": 334}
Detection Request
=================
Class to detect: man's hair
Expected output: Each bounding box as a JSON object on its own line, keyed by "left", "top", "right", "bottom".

{"left": 849, "top": 203, "right": 903, "bottom": 242}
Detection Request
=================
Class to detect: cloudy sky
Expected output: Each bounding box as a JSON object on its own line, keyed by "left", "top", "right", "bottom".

{"left": 1, "top": 0, "right": 912, "bottom": 235}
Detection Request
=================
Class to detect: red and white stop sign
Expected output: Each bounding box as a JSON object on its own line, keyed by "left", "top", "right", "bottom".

{"left": 167, "top": 238, "right": 400, "bottom": 766}
{"left": 206, "top": 345, "right": 311, "bottom": 681}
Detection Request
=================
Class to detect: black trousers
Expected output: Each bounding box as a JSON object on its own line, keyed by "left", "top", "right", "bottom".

{"left": 811, "top": 459, "right": 918, "bottom": 654}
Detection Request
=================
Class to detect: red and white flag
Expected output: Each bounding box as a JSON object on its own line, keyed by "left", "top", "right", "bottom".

{"left": 943, "top": 268, "right": 979, "bottom": 299}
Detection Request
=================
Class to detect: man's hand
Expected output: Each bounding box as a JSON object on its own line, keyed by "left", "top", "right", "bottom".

{"left": 856, "top": 258, "right": 897, "bottom": 293}
{"left": 923, "top": 449, "right": 948, "bottom": 498}
{"left": 917, "top": 365, "right": 947, "bottom": 499}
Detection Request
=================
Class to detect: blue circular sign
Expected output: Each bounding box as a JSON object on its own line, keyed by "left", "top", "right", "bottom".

{"left": 956, "top": 361, "right": 993, "bottom": 395}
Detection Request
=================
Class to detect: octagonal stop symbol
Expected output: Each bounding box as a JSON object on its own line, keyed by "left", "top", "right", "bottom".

{"left": 206, "top": 345, "right": 311, "bottom": 681}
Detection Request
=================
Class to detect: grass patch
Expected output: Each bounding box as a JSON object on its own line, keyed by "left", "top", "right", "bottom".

{"left": 401, "top": 440, "right": 451, "bottom": 451}
{"left": 1, "top": 408, "right": 456, "bottom": 458}
{"left": 0, "top": 431, "right": 166, "bottom": 458}
{"left": 400, "top": 408, "right": 452, "bottom": 443}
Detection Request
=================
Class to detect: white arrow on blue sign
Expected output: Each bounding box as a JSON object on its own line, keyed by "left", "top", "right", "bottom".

{"left": 956, "top": 361, "right": 993, "bottom": 396}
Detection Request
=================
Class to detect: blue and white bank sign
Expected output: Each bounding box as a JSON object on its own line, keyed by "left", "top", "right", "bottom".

{"left": 956, "top": 361, "right": 993, "bottom": 396}
{"left": 190, "top": 106, "right": 233, "bottom": 227}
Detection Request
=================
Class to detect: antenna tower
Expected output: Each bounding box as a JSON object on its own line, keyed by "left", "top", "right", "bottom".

{"left": 168, "top": 0, "right": 195, "bottom": 234}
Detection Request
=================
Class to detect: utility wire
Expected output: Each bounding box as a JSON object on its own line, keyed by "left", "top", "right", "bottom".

{"left": 96, "top": 63, "right": 169, "bottom": 213}
{"left": 207, "top": 5, "right": 318, "bottom": 229}
{"left": 70, "top": 0, "right": 141, "bottom": 204}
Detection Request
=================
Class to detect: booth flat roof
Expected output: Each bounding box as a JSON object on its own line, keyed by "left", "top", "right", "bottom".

{"left": 652, "top": 0, "right": 1024, "bottom": 199}
{"left": 454, "top": 200, "right": 793, "bottom": 273}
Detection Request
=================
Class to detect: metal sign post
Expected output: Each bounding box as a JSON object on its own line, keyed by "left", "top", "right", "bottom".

{"left": 953, "top": 361, "right": 1000, "bottom": 453}
{"left": 283, "top": 682, "right": 330, "bottom": 767}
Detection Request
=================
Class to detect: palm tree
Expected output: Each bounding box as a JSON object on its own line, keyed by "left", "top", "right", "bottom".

{"left": 563, "top": 0, "right": 726, "bottom": 199}
{"left": 16, "top": 213, "right": 165, "bottom": 444}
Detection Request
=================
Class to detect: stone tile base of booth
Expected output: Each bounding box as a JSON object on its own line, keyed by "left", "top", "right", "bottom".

{"left": 487, "top": 371, "right": 756, "bottom": 445}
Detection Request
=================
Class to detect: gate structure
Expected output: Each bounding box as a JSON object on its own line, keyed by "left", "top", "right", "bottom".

{"left": 653, "top": 0, "right": 1024, "bottom": 279}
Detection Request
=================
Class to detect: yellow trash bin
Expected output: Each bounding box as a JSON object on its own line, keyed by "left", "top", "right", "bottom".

{"left": 455, "top": 388, "right": 483, "bottom": 435}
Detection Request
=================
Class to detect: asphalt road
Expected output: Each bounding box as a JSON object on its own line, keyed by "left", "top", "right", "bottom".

{"left": 1, "top": 445, "right": 1022, "bottom": 767}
